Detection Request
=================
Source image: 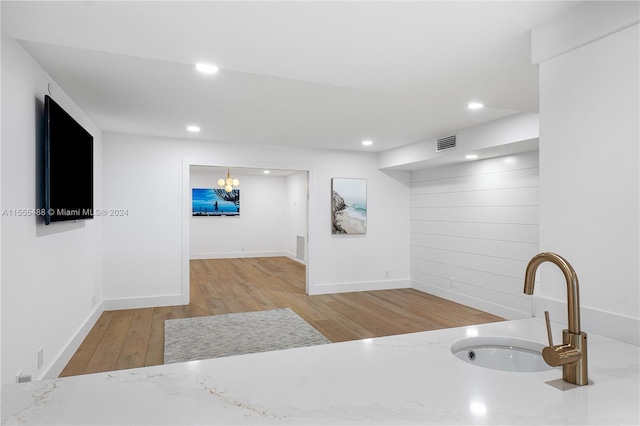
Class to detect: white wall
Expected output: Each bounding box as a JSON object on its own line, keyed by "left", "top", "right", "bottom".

{"left": 102, "top": 132, "right": 411, "bottom": 307}
{"left": 535, "top": 14, "right": 639, "bottom": 343}
{"left": 285, "top": 171, "right": 309, "bottom": 261}
{"left": 1, "top": 37, "right": 104, "bottom": 383}
{"left": 189, "top": 169, "right": 289, "bottom": 259}
{"left": 410, "top": 151, "right": 539, "bottom": 319}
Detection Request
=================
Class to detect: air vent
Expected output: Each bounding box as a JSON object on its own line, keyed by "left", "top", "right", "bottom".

{"left": 437, "top": 135, "right": 457, "bottom": 152}
{"left": 296, "top": 235, "right": 305, "bottom": 260}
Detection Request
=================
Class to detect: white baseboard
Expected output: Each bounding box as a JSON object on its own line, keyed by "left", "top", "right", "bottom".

{"left": 411, "top": 280, "right": 531, "bottom": 321}
{"left": 190, "top": 251, "right": 291, "bottom": 260}
{"left": 532, "top": 296, "right": 639, "bottom": 346}
{"left": 42, "top": 293, "right": 186, "bottom": 380}
{"left": 309, "top": 279, "right": 410, "bottom": 295}
{"left": 284, "top": 251, "right": 306, "bottom": 265}
{"left": 40, "top": 301, "right": 104, "bottom": 380}
{"left": 103, "top": 294, "right": 184, "bottom": 311}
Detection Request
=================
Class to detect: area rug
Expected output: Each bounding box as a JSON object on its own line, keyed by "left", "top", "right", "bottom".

{"left": 164, "top": 308, "right": 331, "bottom": 364}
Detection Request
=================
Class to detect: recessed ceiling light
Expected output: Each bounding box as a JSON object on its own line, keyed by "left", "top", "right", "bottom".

{"left": 186, "top": 125, "right": 201, "bottom": 133}
{"left": 467, "top": 102, "right": 484, "bottom": 110}
{"left": 263, "top": 170, "right": 271, "bottom": 174}
{"left": 465, "top": 154, "right": 478, "bottom": 160}
{"left": 362, "top": 140, "right": 373, "bottom": 146}
{"left": 195, "top": 63, "right": 219, "bottom": 74}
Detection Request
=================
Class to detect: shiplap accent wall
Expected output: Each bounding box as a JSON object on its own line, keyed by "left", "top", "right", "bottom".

{"left": 410, "top": 150, "right": 539, "bottom": 319}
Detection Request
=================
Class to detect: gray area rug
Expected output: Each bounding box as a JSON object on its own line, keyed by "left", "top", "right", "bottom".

{"left": 164, "top": 308, "right": 331, "bottom": 364}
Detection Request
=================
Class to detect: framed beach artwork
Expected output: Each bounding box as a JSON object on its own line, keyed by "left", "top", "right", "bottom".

{"left": 331, "top": 178, "right": 367, "bottom": 234}
{"left": 192, "top": 188, "right": 240, "bottom": 216}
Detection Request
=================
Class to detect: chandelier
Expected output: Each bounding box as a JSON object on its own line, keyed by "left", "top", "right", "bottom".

{"left": 218, "top": 167, "right": 239, "bottom": 193}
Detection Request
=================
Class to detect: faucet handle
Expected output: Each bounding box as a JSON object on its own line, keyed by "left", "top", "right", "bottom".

{"left": 542, "top": 310, "right": 583, "bottom": 367}
{"left": 544, "top": 311, "right": 554, "bottom": 346}
{"left": 542, "top": 343, "right": 582, "bottom": 367}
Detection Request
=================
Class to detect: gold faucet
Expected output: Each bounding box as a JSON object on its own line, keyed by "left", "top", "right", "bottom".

{"left": 524, "top": 252, "right": 588, "bottom": 385}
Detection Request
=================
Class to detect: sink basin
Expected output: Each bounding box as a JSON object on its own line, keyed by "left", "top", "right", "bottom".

{"left": 450, "top": 336, "right": 554, "bottom": 372}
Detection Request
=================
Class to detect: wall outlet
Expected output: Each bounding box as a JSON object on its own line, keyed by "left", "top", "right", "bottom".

{"left": 450, "top": 277, "right": 455, "bottom": 288}
{"left": 385, "top": 270, "right": 389, "bottom": 279}
{"left": 38, "top": 347, "right": 44, "bottom": 369}
{"left": 91, "top": 295, "right": 96, "bottom": 308}
{"left": 241, "top": 246, "right": 245, "bottom": 252}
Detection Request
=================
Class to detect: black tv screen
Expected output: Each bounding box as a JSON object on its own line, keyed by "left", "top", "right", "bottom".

{"left": 44, "top": 95, "right": 94, "bottom": 225}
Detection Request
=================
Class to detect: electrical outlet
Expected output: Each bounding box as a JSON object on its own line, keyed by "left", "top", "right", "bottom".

{"left": 450, "top": 277, "right": 455, "bottom": 288}
{"left": 385, "top": 270, "right": 389, "bottom": 279}
{"left": 38, "top": 347, "right": 44, "bottom": 369}
{"left": 91, "top": 295, "right": 96, "bottom": 308}
{"left": 241, "top": 246, "right": 245, "bottom": 252}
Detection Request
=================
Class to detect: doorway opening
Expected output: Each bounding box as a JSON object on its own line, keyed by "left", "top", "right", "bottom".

{"left": 184, "top": 164, "right": 310, "bottom": 304}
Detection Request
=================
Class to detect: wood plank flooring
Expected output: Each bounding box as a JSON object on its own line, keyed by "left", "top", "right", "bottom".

{"left": 60, "top": 257, "right": 504, "bottom": 377}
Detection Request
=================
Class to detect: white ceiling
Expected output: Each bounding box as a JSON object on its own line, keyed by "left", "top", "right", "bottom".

{"left": 2, "top": 1, "right": 581, "bottom": 153}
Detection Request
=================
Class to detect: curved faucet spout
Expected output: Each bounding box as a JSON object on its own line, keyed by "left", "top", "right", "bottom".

{"left": 523, "top": 252, "right": 587, "bottom": 385}
{"left": 523, "top": 252, "right": 581, "bottom": 334}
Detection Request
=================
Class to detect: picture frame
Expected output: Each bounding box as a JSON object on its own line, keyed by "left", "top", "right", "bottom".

{"left": 331, "top": 178, "right": 366, "bottom": 234}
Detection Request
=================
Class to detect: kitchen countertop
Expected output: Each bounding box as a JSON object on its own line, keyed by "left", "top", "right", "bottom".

{"left": 2, "top": 317, "right": 638, "bottom": 425}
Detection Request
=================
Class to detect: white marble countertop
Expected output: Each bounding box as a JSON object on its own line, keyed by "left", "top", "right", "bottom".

{"left": 2, "top": 317, "right": 639, "bottom": 425}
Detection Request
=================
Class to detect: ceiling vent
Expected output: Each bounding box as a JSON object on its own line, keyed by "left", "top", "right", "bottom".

{"left": 436, "top": 135, "right": 457, "bottom": 152}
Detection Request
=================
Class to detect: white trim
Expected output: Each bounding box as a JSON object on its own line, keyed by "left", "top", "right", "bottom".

{"left": 183, "top": 158, "right": 314, "bottom": 298}
{"left": 41, "top": 291, "right": 197, "bottom": 380}
{"left": 309, "top": 279, "right": 410, "bottom": 296}
{"left": 190, "top": 251, "right": 292, "bottom": 260}
{"left": 182, "top": 158, "right": 191, "bottom": 305}
{"left": 190, "top": 252, "right": 306, "bottom": 265}
{"left": 411, "top": 280, "right": 531, "bottom": 321}
{"left": 103, "top": 294, "right": 184, "bottom": 311}
{"left": 285, "top": 251, "right": 306, "bottom": 265}
{"left": 305, "top": 170, "right": 314, "bottom": 295}
{"left": 40, "top": 302, "right": 104, "bottom": 380}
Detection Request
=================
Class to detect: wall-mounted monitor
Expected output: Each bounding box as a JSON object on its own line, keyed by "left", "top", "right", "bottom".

{"left": 44, "top": 95, "right": 94, "bottom": 225}
{"left": 192, "top": 188, "right": 240, "bottom": 216}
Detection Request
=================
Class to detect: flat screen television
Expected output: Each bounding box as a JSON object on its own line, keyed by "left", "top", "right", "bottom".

{"left": 44, "top": 95, "right": 94, "bottom": 225}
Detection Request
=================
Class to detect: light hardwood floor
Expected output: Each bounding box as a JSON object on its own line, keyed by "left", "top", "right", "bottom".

{"left": 60, "top": 257, "right": 504, "bottom": 377}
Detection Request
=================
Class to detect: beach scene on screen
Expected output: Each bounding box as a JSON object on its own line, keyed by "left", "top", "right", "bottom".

{"left": 331, "top": 178, "right": 366, "bottom": 234}
{"left": 192, "top": 188, "right": 240, "bottom": 216}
